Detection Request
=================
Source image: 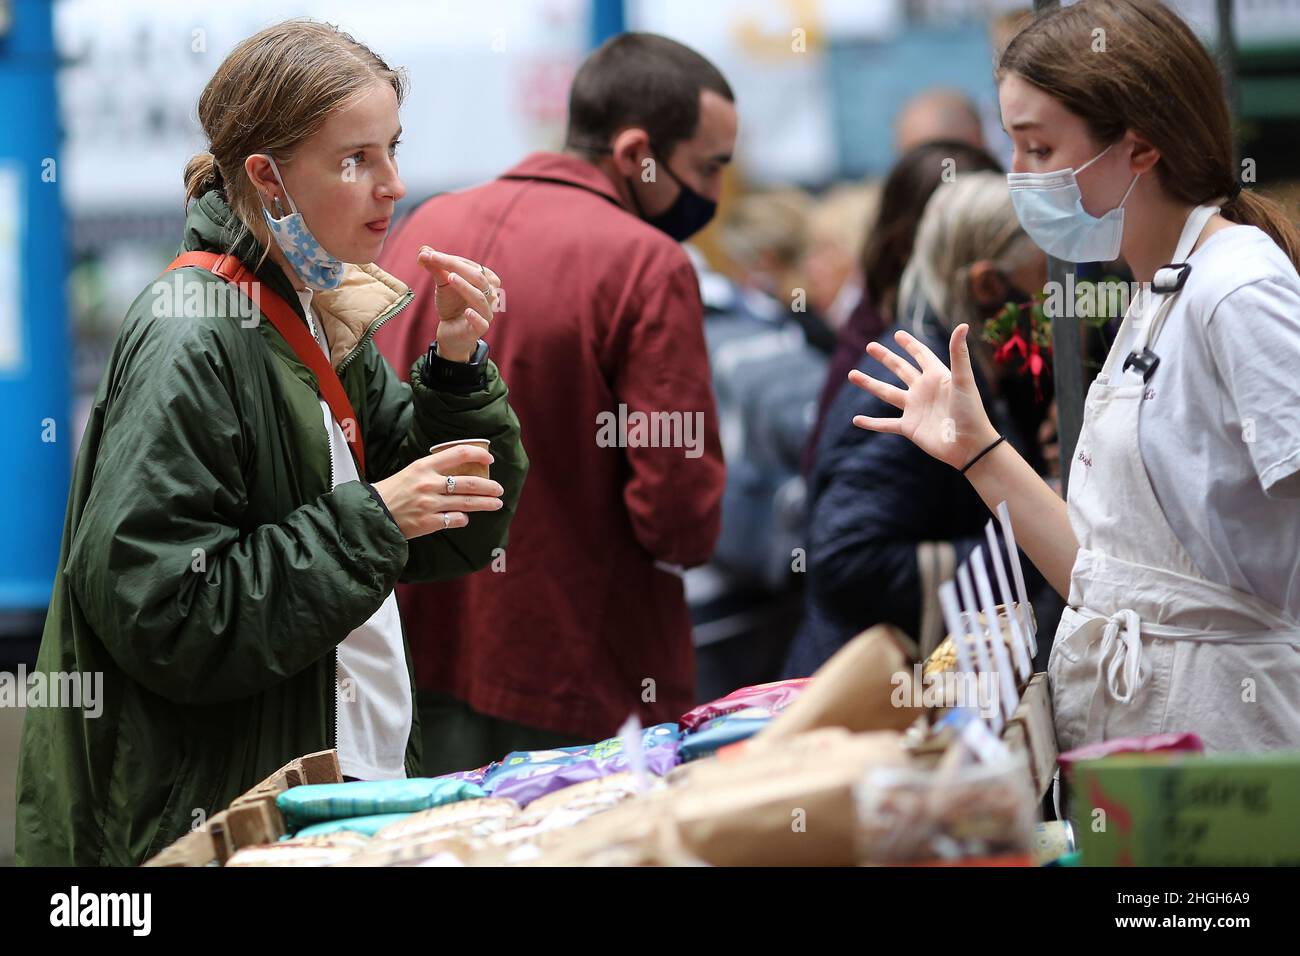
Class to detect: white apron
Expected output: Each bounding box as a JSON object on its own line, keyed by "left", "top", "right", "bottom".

{"left": 1048, "top": 203, "right": 1300, "bottom": 755}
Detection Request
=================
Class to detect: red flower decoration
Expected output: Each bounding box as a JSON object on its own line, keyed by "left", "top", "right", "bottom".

{"left": 994, "top": 328, "right": 1029, "bottom": 367}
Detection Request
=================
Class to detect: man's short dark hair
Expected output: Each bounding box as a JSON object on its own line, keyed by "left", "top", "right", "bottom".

{"left": 565, "top": 33, "right": 734, "bottom": 159}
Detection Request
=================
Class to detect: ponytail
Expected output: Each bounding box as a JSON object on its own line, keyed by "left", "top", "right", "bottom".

{"left": 183, "top": 151, "right": 223, "bottom": 208}
{"left": 1221, "top": 186, "right": 1300, "bottom": 273}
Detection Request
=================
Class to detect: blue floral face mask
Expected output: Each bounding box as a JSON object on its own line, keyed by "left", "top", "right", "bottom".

{"left": 259, "top": 154, "right": 346, "bottom": 291}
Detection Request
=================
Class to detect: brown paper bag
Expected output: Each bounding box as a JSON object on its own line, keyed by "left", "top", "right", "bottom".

{"left": 758, "top": 624, "right": 921, "bottom": 741}
{"left": 667, "top": 731, "right": 910, "bottom": 866}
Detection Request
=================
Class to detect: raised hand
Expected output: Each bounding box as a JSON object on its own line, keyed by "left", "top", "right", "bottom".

{"left": 416, "top": 246, "right": 501, "bottom": 362}
{"left": 848, "top": 324, "right": 998, "bottom": 470}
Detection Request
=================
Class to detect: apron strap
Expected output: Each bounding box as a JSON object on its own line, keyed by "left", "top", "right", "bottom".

{"left": 1096, "top": 608, "right": 1147, "bottom": 704}
{"left": 1103, "top": 204, "right": 1221, "bottom": 383}
{"left": 1076, "top": 604, "right": 1300, "bottom": 708}
{"left": 1134, "top": 204, "right": 1221, "bottom": 355}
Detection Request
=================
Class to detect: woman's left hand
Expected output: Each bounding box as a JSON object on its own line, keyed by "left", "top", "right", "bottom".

{"left": 417, "top": 246, "right": 500, "bottom": 362}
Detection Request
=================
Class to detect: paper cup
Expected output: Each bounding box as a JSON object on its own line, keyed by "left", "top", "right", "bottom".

{"left": 428, "top": 438, "right": 491, "bottom": 479}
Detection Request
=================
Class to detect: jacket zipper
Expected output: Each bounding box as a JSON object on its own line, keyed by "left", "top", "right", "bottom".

{"left": 335, "top": 289, "right": 414, "bottom": 375}
{"left": 316, "top": 288, "right": 412, "bottom": 755}
{"left": 310, "top": 307, "right": 342, "bottom": 754}
{"left": 328, "top": 403, "right": 339, "bottom": 753}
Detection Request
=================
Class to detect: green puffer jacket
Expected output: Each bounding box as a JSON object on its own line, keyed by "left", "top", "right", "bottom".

{"left": 15, "top": 190, "right": 528, "bottom": 866}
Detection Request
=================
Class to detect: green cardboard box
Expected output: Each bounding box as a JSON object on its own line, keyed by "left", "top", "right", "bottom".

{"left": 1069, "top": 751, "right": 1300, "bottom": 866}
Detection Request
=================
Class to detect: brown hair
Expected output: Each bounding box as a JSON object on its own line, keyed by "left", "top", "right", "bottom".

{"left": 998, "top": 0, "right": 1300, "bottom": 270}
{"left": 861, "top": 139, "right": 1002, "bottom": 321}
{"left": 565, "top": 32, "right": 734, "bottom": 159}
{"left": 183, "top": 19, "right": 406, "bottom": 261}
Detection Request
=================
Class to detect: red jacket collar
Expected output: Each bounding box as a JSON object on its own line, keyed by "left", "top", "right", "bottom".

{"left": 499, "top": 151, "right": 629, "bottom": 211}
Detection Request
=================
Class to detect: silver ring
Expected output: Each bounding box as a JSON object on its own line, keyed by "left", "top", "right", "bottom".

{"left": 445, "top": 475, "right": 457, "bottom": 494}
{"left": 442, "top": 512, "right": 451, "bottom": 529}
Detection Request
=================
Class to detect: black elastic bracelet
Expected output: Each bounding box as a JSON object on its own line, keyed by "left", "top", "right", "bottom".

{"left": 960, "top": 435, "right": 1006, "bottom": 475}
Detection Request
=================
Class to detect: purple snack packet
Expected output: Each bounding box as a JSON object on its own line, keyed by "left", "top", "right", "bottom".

{"left": 436, "top": 762, "right": 498, "bottom": 788}
{"left": 483, "top": 722, "right": 681, "bottom": 806}
{"left": 490, "top": 742, "right": 680, "bottom": 807}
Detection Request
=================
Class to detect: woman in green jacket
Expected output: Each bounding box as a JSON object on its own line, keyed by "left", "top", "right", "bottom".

{"left": 16, "top": 20, "right": 528, "bottom": 866}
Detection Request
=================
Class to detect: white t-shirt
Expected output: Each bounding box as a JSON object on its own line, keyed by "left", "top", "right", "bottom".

{"left": 1106, "top": 225, "right": 1300, "bottom": 618}
{"left": 298, "top": 290, "right": 412, "bottom": 780}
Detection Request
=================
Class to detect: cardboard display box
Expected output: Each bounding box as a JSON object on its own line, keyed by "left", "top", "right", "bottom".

{"left": 1070, "top": 751, "right": 1300, "bottom": 866}
{"left": 144, "top": 750, "right": 342, "bottom": 867}
{"left": 1005, "top": 673, "right": 1056, "bottom": 801}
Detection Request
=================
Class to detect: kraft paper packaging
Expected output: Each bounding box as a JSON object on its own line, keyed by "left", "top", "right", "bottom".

{"left": 666, "top": 731, "right": 911, "bottom": 866}
{"left": 758, "top": 624, "right": 922, "bottom": 741}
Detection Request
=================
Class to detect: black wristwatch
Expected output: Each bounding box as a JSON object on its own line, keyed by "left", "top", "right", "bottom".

{"left": 422, "top": 339, "right": 489, "bottom": 394}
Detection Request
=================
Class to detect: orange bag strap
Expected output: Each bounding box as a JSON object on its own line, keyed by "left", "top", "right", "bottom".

{"left": 165, "top": 251, "right": 366, "bottom": 477}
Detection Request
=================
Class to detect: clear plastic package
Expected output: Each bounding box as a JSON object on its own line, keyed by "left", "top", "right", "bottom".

{"left": 854, "top": 752, "right": 1037, "bottom": 864}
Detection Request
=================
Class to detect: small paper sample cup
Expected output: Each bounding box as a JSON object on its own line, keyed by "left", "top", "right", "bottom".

{"left": 428, "top": 438, "right": 491, "bottom": 479}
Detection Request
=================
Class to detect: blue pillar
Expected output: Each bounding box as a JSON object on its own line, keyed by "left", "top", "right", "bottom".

{"left": 0, "top": 0, "right": 70, "bottom": 624}
{"left": 590, "top": 0, "right": 625, "bottom": 49}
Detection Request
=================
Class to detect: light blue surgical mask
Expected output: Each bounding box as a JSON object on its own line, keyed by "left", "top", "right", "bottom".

{"left": 1007, "top": 144, "right": 1140, "bottom": 263}
{"left": 259, "top": 154, "right": 346, "bottom": 291}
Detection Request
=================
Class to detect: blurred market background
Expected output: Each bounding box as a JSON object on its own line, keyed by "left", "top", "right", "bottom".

{"left": 2, "top": 0, "right": 1300, "bottom": 864}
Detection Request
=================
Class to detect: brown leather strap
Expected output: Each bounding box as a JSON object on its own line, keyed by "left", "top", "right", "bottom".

{"left": 165, "top": 251, "right": 366, "bottom": 476}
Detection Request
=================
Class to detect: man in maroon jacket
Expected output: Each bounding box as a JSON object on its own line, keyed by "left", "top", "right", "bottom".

{"left": 376, "top": 33, "right": 734, "bottom": 773}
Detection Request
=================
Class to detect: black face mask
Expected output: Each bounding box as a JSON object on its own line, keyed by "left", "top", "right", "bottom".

{"left": 986, "top": 274, "right": 1034, "bottom": 318}
{"left": 630, "top": 148, "right": 717, "bottom": 242}
{"left": 1006, "top": 282, "right": 1034, "bottom": 307}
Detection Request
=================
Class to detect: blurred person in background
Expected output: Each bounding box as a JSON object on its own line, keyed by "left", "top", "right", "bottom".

{"left": 16, "top": 20, "right": 526, "bottom": 865}
{"left": 786, "top": 171, "right": 1051, "bottom": 676}
{"left": 720, "top": 187, "right": 813, "bottom": 306}
{"left": 893, "top": 88, "right": 987, "bottom": 156}
{"left": 375, "top": 33, "right": 733, "bottom": 774}
{"left": 804, "top": 140, "right": 1003, "bottom": 475}
{"left": 799, "top": 183, "right": 878, "bottom": 353}
{"left": 718, "top": 185, "right": 850, "bottom": 355}
{"left": 689, "top": 193, "right": 829, "bottom": 695}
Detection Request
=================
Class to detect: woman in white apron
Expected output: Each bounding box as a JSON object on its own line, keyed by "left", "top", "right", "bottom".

{"left": 848, "top": 0, "right": 1300, "bottom": 754}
